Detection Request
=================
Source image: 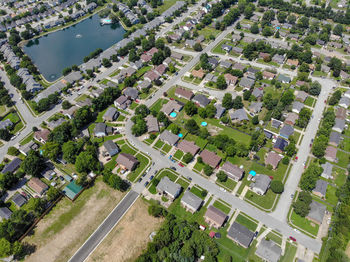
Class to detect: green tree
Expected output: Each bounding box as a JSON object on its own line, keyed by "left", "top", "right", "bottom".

{"left": 232, "top": 96, "right": 243, "bottom": 109}
{"left": 193, "top": 43, "right": 202, "bottom": 51}
{"left": 222, "top": 93, "right": 233, "bottom": 109}
{"left": 184, "top": 101, "right": 198, "bottom": 116}
{"left": 270, "top": 180, "right": 284, "bottom": 194}
{"left": 47, "top": 187, "right": 60, "bottom": 202}
{"left": 182, "top": 153, "right": 193, "bottom": 164}
{"left": 250, "top": 23, "right": 259, "bottom": 34}
{"left": 185, "top": 119, "right": 199, "bottom": 134}
{"left": 216, "top": 171, "right": 227, "bottom": 182}
{"left": 42, "top": 142, "right": 61, "bottom": 161}
{"left": 21, "top": 150, "right": 45, "bottom": 177}
{"left": 203, "top": 164, "right": 213, "bottom": 176}
{"left": 62, "top": 100, "right": 72, "bottom": 110}
{"left": 216, "top": 75, "right": 227, "bottom": 90}
{"left": 75, "top": 151, "right": 98, "bottom": 173}
{"left": 0, "top": 238, "right": 12, "bottom": 258}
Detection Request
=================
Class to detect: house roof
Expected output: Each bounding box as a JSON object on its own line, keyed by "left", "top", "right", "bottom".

{"left": 336, "top": 107, "right": 347, "bottom": 120}
{"left": 274, "top": 137, "right": 288, "bottom": 151}
{"left": 308, "top": 200, "right": 326, "bottom": 224}
{"left": 249, "top": 102, "right": 263, "bottom": 113}
{"left": 28, "top": 177, "right": 48, "bottom": 194}
{"left": 181, "top": 191, "right": 203, "bottom": 211}
{"left": 123, "top": 87, "right": 139, "bottom": 100}
{"left": 2, "top": 157, "right": 22, "bottom": 174}
{"left": 0, "top": 207, "right": 12, "bottom": 220}
{"left": 329, "top": 131, "right": 341, "bottom": 145}
{"left": 265, "top": 151, "right": 282, "bottom": 168}
{"left": 277, "top": 74, "right": 291, "bottom": 83}
{"left": 333, "top": 118, "right": 345, "bottom": 131}
{"left": 215, "top": 104, "right": 226, "bottom": 119}
{"left": 296, "top": 91, "right": 308, "bottom": 102}
{"left": 193, "top": 94, "right": 210, "bottom": 107}
{"left": 175, "top": 88, "right": 193, "bottom": 100}
{"left": 230, "top": 108, "right": 249, "bottom": 121}
{"left": 34, "top": 129, "right": 50, "bottom": 142}
{"left": 0, "top": 119, "right": 13, "bottom": 130}
{"left": 192, "top": 69, "right": 205, "bottom": 79}
{"left": 47, "top": 118, "right": 67, "bottom": 130}
{"left": 285, "top": 113, "right": 299, "bottom": 125}
{"left": 12, "top": 193, "right": 27, "bottom": 207}
{"left": 221, "top": 162, "right": 244, "bottom": 180}
{"left": 177, "top": 140, "right": 200, "bottom": 156}
{"left": 145, "top": 115, "right": 159, "bottom": 133}
{"left": 227, "top": 222, "right": 254, "bottom": 248}
{"left": 252, "top": 88, "right": 263, "bottom": 98}
{"left": 272, "top": 119, "right": 282, "bottom": 129}
{"left": 159, "top": 130, "right": 180, "bottom": 145}
{"left": 103, "top": 140, "right": 119, "bottom": 155}
{"left": 252, "top": 174, "right": 271, "bottom": 193}
{"left": 103, "top": 107, "right": 118, "bottom": 120}
{"left": 325, "top": 146, "right": 337, "bottom": 160}
{"left": 156, "top": 176, "right": 181, "bottom": 197}
{"left": 256, "top": 239, "right": 282, "bottom": 262}
{"left": 94, "top": 123, "right": 107, "bottom": 135}
{"left": 313, "top": 179, "right": 328, "bottom": 196}
{"left": 116, "top": 153, "right": 139, "bottom": 170}
{"left": 280, "top": 124, "right": 294, "bottom": 138}
{"left": 205, "top": 205, "right": 227, "bottom": 226}
{"left": 239, "top": 77, "right": 255, "bottom": 88}
{"left": 263, "top": 71, "right": 275, "bottom": 79}
{"left": 292, "top": 101, "right": 304, "bottom": 112}
{"left": 200, "top": 149, "right": 222, "bottom": 168}
{"left": 162, "top": 100, "right": 183, "bottom": 115}
{"left": 339, "top": 97, "right": 350, "bottom": 107}
{"left": 321, "top": 162, "right": 333, "bottom": 179}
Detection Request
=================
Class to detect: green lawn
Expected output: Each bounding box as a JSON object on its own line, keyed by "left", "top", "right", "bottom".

{"left": 136, "top": 65, "right": 152, "bottom": 78}
{"left": 153, "top": 139, "right": 164, "bottom": 149}
{"left": 245, "top": 190, "right": 277, "bottom": 210}
{"left": 120, "top": 144, "right": 136, "bottom": 155}
{"left": 0, "top": 105, "right": 6, "bottom": 116}
{"left": 190, "top": 185, "right": 207, "bottom": 200}
{"left": 19, "top": 132, "right": 34, "bottom": 145}
{"left": 217, "top": 178, "right": 237, "bottom": 191}
{"left": 235, "top": 214, "right": 258, "bottom": 231}
{"left": 3, "top": 112, "right": 20, "bottom": 123}
{"left": 304, "top": 97, "right": 315, "bottom": 107}
{"left": 266, "top": 231, "right": 282, "bottom": 245}
{"left": 334, "top": 167, "right": 347, "bottom": 187}
{"left": 193, "top": 161, "right": 204, "bottom": 172}
{"left": 156, "top": 0, "right": 178, "bottom": 13}
{"left": 213, "top": 200, "right": 231, "bottom": 214}
{"left": 150, "top": 99, "right": 168, "bottom": 112}
{"left": 325, "top": 185, "right": 338, "bottom": 206}
{"left": 176, "top": 177, "right": 190, "bottom": 189}
{"left": 173, "top": 149, "right": 184, "bottom": 160}
{"left": 184, "top": 133, "right": 208, "bottom": 149}
{"left": 280, "top": 243, "right": 297, "bottom": 262}
{"left": 290, "top": 210, "right": 319, "bottom": 236}
{"left": 12, "top": 122, "right": 24, "bottom": 134}
{"left": 75, "top": 94, "right": 89, "bottom": 102}
{"left": 336, "top": 150, "right": 350, "bottom": 168}
{"left": 129, "top": 102, "right": 138, "bottom": 110}
{"left": 162, "top": 143, "right": 172, "bottom": 153}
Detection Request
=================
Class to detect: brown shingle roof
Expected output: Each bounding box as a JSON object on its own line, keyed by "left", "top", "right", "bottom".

{"left": 34, "top": 129, "right": 50, "bottom": 143}
{"left": 116, "top": 153, "right": 139, "bottom": 170}
{"left": 28, "top": 177, "right": 48, "bottom": 195}
{"left": 221, "top": 162, "right": 244, "bottom": 180}
{"left": 175, "top": 88, "right": 193, "bottom": 100}
{"left": 205, "top": 205, "right": 227, "bottom": 227}
{"left": 192, "top": 69, "right": 205, "bottom": 79}
{"left": 177, "top": 140, "right": 200, "bottom": 156}
{"left": 336, "top": 107, "right": 347, "bottom": 120}
{"left": 265, "top": 151, "right": 282, "bottom": 169}
{"left": 200, "top": 149, "right": 222, "bottom": 168}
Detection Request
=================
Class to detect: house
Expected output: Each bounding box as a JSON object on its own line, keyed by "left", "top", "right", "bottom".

{"left": 123, "top": 87, "right": 139, "bottom": 100}
{"left": 239, "top": 77, "right": 255, "bottom": 89}
{"left": 159, "top": 130, "right": 180, "bottom": 146}
{"left": 141, "top": 53, "right": 152, "bottom": 63}
{"left": 221, "top": 162, "right": 244, "bottom": 181}
{"left": 232, "top": 46, "right": 243, "bottom": 54}
{"left": 200, "top": 149, "right": 222, "bottom": 168}
{"left": 307, "top": 200, "right": 326, "bottom": 225}
{"left": 329, "top": 131, "right": 341, "bottom": 147}
{"left": 285, "top": 112, "right": 299, "bottom": 126}
{"left": 277, "top": 74, "right": 291, "bottom": 83}
{"left": 94, "top": 123, "right": 112, "bottom": 137}
{"left": 259, "top": 52, "right": 270, "bottom": 60}
{"left": 12, "top": 193, "right": 27, "bottom": 207}
{"left": 177, "top": 140, "right": 200, "bottom": 156}
{"left": 312, "top": 179, "right": 328, "bottom": 198}
{"left": 233, "top": 62, "right": 246, "bottom": 71}
{"left": 224, "top": 73, "right": 238, "bottom": 86}
{"left": 230, "top": 108, "right": 249, "bottom": 122}
{"left": 332, "top": 118, "right": 345, "bottom": 133}
{"left": 185, "top": 39, "right": 196, "bottom": 48}
{"left": 321, "top": 64, "right": 330, "bottom": 73}
{"left": 64, "top": 106, "right": 78, "bottom": 119}
{"left": 0, "top": 207, "right": 12, "bottom": 221}
{"left": 144, "top": 70, "right": 160, "bottom": 82}
{"left": 116, "top": 153, "right": 139, "bottom": 170}
{"left": 145, "top": 115, "right": 159, "bottom": 133}
{"left": 155, "top": 64, "right": 167, "bottom": 76}
{"left": 271, "top": 119, "right": 282, "bottom": 129}
{"left": 252, "top": 88, "right": 263, "bottom": 99}
{"left": 163, "top": 57, "right": 173, "bottom": 67}
{"left": 192, "top": 69, "right": 205, "bottom": 79}
{"left": 273, "top": 137, "right": 288, "bottom": 153}
{"left": 103, "top": 140, "right": 119, "bottom": 157}
{"left": 204, "top": 205, "right": 227, "bottom": 228}
{"left": 296, "top": 91, "right": 309, "bottom": 103}
{"left": 339, "top": 97, "right": 350, "bottom": 108}
{"left": 1, "top": 157, "right": 22, "bottom": 174}
{"left": 222, "top": 44, "right": 232, "bottom": 52}
{"left": 265, "top": 151, "right": 283, "bottom": 170}
{"left": 286, "top": 59, "right": 299, "bottom": 67}
{"left": 280, "top": 125, "right": 294, "bottom": 139}
{"left": 325, "top": 146, "right": 337, "bottom": 162}
{"left": 208, "top": 57, "right": 219, "bottom": 68}
{"left": 263, "top": 71, "right": 276, "bottom": 80}
{"left": 193, "top": 94, "right": 210, "bottom": 107}
{"left": 249, "top": 102, "right": 263, "bottom": 114}
{"left": 175, "top": 88, "right": 193, "bottom": 100}
{"left": 227, "top": 222, "right": 254, "bottom": 248}
{"left": 114, "top": 95, "right": 129, "bottom": 109}
{"left": 76, "top": 98, "right": 93, "bottom": 108}
{"left": 34, "top": 129, "right": 50, "bottom": 144}
{"left": 156, "top": 176, "right": 182, "bottom": 200}
{"left": 0, "top": 119, "right": 13, "bottom": 130}
{"left": 272, "top": 54, "right": 285, "bottom": 64}
{"left": 103, "top": 107, "right": 119, "bottom": 122}
{"left": 205, "top": 73, "right": 218, "bottom": 83}
{"left": 321, "top": 162, "right": 333, "bottom": 179}
{"left": 340, "top": 70, "right": 350, "bottom": 80}
{"left": 336, "top": 107, "right": 347, "bottom": 120}
{"left": 292, "top": 101, "right": 304, "bottom": 114}
{"left": 19, "top": 141, "right": 38, "bottom": 156}
{"left": 139, "top": 80, "right": 152, "bottom": 90}
{"left": 255, "top": 239, "right": 282, "bottom": 262}
{"left": 28, "top": 177, "right": 49, "bottom": 196}
{"left": 181, "top": 191, "right": 203, "bottom": 213}
{"left": 215, "top": 104, "right": 225, "bottom": 119}
{"left": 171, "top": 52, "right": 183, "bottom": 60}
{"left": 264, "top": 130, "right": 273, "bottom": 139}
{"left": 162, "top": 100, "right": 183, "bottom": 115}
{"left": 251, "top": 174, "right": 271, "bottom": 195}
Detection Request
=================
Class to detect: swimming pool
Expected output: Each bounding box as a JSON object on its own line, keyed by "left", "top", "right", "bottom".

{"left": 201, "top": 122, "right": 208, "bottom": 126}
{"left": 170, "top": 112, "right": 177, "bottom": 118}
{"left": 178, "top": 133, "right": 183, "bottom": 138}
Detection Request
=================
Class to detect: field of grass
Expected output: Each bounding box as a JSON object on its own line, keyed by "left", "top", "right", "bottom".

{"left": 304, "top": 97, "right": 315, "bottom": 107}
{"left": 325, "top": 185, "right": 338, "bottom": 206}
{"left": 156, "top": 0, "right": 178, "bottom": 13}
{"left": 150, "top": 98, "right": 168, "bottom": 112}
{"left": 173, "top": 149, "right": 184, "bottom": 160}
{"left": 19, "top": 132, "right": 34, "bottom": 145}
{"left": 3, "top": 112, "right": 20, "bottom": 123}
{"left": 0, "top": 105, "right": 6, "bottom": 116}
{"left": 153, "top": 139, "right": 164, "bottom": 149}
{"left": 190, "top": 185, "right": 207, "bottom": 199}
{"left": 235, "top": 214, "right": 257, "bottom": 231}
{"left": 245, "top": 189, "right": 277, "bottom": 210}
{"left": 290, "top": 210, "right": 319, "bottom": 236}
{"left": 75, "top": 94, "right": 89, "bottom": 102}
{"left": 213, "top": 200, "right": 231, "bottom": 214}
{"left": 217, "top": 177, "right": 237, "bottom": 191}
{"left": 266, "top": 231, "right": 282, "bottom": 245}
{"left": 336, "top": 150, "right": 350, "bottom": 168}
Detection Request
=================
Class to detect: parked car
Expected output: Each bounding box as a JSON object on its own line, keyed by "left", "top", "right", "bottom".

{"left": 289, "top": 236, "right": 296, "bottom": 242}
{"left": 150, "top": 175, "right": 154, "bottom": 180}
{"left": 144, "top": 181, "right": 149, "bottom": 186}
{"left": 138, "top": 178, "right": 142, "bottom": 183}
{"left": 170, "top": 167, "right": 176, "bottom": 171}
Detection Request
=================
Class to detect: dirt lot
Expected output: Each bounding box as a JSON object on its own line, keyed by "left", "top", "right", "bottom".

{"left": 86, "top": 199, "right": 164, "bottom": 262}
{"left": 24, "top": 178, "right": 125, "bottom": 262}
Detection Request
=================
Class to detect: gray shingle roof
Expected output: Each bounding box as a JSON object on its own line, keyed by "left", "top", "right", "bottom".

{"left": 227, "top": 222, "right": 254, "bottom": 248}
{"left": 181, "top": 191, "right": 203, "bottom": 211}
{"left": 2, "top": 157, "right": 22, "bottom": 174}
{"left": 193, "top": 94, "right": 210, "bottom": 107}
{"left": 256, "top": 239, "right": 282, "bottom": 262}
{"left": 280, "top": 125, "right": 294, "bottom": 139}
{"left": 12, "top": 193, "right": 27, "bottom": 207}
{"left": 307, "top": 200, "right": 326, "bottom": 224}
{"left": 159, "top": 130, "right": 179, "bottom": 145}
{"left": 230, "top": 108, "right": 248, "bottom": 121}
{"left": 313, "top": 179, "right": 328, "bottom": 197}
{"left": 156, "top": 176, "right": 182, "bottom": 198}
{"left": 321, "top": 162, "right": 333, "bottom": 179}
{"left": 239, "top": 77, "right": 255, "bottom": 88}
{"left": 252, "top": 174, "right": 271, "bottom": 194}
{"left": 0, "top": 207, "right": 12, "bottom": 220}
{"left": 103, "top": 140, "right": 119, "bottom": 156}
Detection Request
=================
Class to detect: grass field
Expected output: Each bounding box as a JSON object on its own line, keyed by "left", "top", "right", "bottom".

{"left": 19, "top": 132, "right": 34, "bottom": 145}
{"left": 290, "top": 210, "right": 319, "bottom": 236}
{"left": 213, "top": 200, "right": 231, "bottom": 214}
{"left": 150, "top": 98, "right": 168, "bottom": 112}
{"left": 217, "top": 178, "right": 237, "bottom": 191}
{"left": 245, "top": 190, "right": 277, "bottom": 210}
{"left": 235, "top": 214, "right": 258, "bottom": 231}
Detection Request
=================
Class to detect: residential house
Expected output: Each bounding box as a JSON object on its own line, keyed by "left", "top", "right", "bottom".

{"left": 224, "top": 74, "right": 238, "bottom": 86}
{"left": 272, "top": 54, "right": 285, "bottom": 64}
{"left": 233, "top": 62, "right": 246, "bottom": 71}
{"left": 204, "top": 205, "right": 227, "bottom": 228}
{"left": 0, "top": 119, "right": 13, "bottom": 130}
{"left": 249, "top": 102, "right": 263, "bottom": 115}
{"left": 265, "top": 151, "right": 283, "bottom": 169}
{"left": 208, "top": 57, "right": 219, "bottom": 68}
{"left": 296, "top": 91, "right": 308, "bottom": 103}
{"left": 103, "top": 140, "right": 119, "bottom": 157}
{"left": 139, "top": 80, "right": 152, "bottom": 90}
{"left": 340, "top": 71, "right": 350, "bottom": 80}
{"left": 285, "top": 112, "right": 299, "bottom": 126}
{"left": 205, "top": 73, "right": 217, "bottom": 83}
{"left": 239, "top": 77, "right": 255, "bottom": 89}
{"left": 193, "top": 94, "right": 210, "bottom": 107}
{"left": 177, "top": 140, "right": 200, "bottom": 156}
{"left": 271, "top": 119, "right": 282, "bottom": 129}
{"left": 336, "top": 107, "right": 347, "bottom": 120}
{"left": 94, "top": 123, "right": 112, "bottom": 137}
{"left": 171, "top": 52, "right": 183, "bottom": 60}
{"left": 155, "top": 64, "right": 167, "bottom": 76}
{"left": 329, "top": 131, "right": 341, "bottom": 147}
{"left": 12, "top": 193, "right": 27, "bottom": 207}
{"left": 307, "top": 201, "right": 326, "bottom": 225}
{"left": 114, "top": 95, "right": 129, "bottom": 109}
{"left": 103, "top": 107, "right": 119, "bottom": 122}
{"left": 141, "top": 53, "right": 152, "bottom": 63}
{"left": 251, "top": 174, "right": 271, "bottom": 195}
{"left": 175, "top": 88, "right": 193, "bottom": 100}
{"left": 1, "top": 157, "right": 22, "bottom": 174}
{"left": 34, "top": 129, "right": 50, "bottom": 144}
{"left": 162, "top": 99, "right": 183, "bottom": 115}
{"left": 255, "top": 239, "right": 282, "bottom": 262}
{"left": 64, "top": 106, "right": 78, "bottom": 119}
{"left": 280, "top": 124, "right": 294, "bottom": 139}
{"left": 28, "top": 177, "right": 49, "bottom": 196}
{"left": 339, "top": 97, "right": 350, "bottom": 108}
{"left": 19, "top": 141, "right": 38, "bottom": 156}
{"left": 252, "top": 88, "right": 263, "bottom": 99}
{"left": 221, "top": 162, "right": 244, "bottom": 181}
{"left": 321, "top": 64, "right": 330, "bottom": 73}
{"left": 344, "top": 90, "right": 350, "bottom": 99}
{"left": 263, "top": 71, "right": 276, "bottom": 80}
{"left": 259, "top": 52, "right": 270, "bottom": 60}
{"left": 232, "top": 46, "right": 243, "bottom": 54}
{"left": 0, "top": 207, "right": 12, "bottom": 221}
{"left": 192, "top": 69, "right": 205, "bottom": 79}
{"left": 214, "top": 104, "right": 225, "bottom": 119}
{"left": 159, "top": 130, "right": 180, "bottom": 146}
{"left": 145, "top": 115, "right": 159, "bottom": 133}
{"left": 312, "top": 179, "right": 328, "bottom": 198}
{"left": 277, "top": 74, "right": 291, "bottom": 83}
{"left": 321, "top": 162, "right": 333, "bottom": 179}
{"left": 230, "top": 108, "right": 249, "bottom": 122}
{"left": 116, "top": 153, "right": 139, "bottom": 170}
{"left": 222, "top": 44, "right": 232, "bottom": 52}
{"left": 200, "top": 149, "right": 222, "bottom": 168}
{"left": 273, "top": 137, "right": 288, "bottom": 153}
{"left": 286, "top": 59, "right": 299, "bottom": 67}
{"left": 123, "top": 87, "right": 139, "bottom": 100}
{"left": 292, "top": 101, "right": 304, "bottom": 114}
{"left": 227, "top": 222, "right": 254, "bottom": 248}
{"left": 325, "top": 146, "right": 337, "bottom": 162}
{"left": 181, "top": 191, "right": 203, "bottom": 213}
{"left": 332, "top": 118, "right": 345, "bottom": 133}
{"left": 156, "top": 176, "right": 182, "bottom": 200}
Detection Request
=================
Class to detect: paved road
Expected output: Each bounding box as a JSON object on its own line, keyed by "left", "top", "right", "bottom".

{"left": 68, "top": 190, "right": 139, "bottom": 262}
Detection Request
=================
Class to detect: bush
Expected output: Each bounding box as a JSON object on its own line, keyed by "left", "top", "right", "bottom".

{"left": 270, "top": 180, "right": 284, "bottom": 194}
{"left": 148, "top": 203, "right": 167, "bottom": 217}
{"left": 7, "top": 146, "right": 19, "bottom": 156}
{"left": 203, "top": 164, "right": 213, "bottom": 176}
{"left": 216, "top": 171, "right": 227, "bottom": 182}
{"left": 182, "top": 153, "right": 193, "bottom": 164}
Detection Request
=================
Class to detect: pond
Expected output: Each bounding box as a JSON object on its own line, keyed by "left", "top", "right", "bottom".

{"left": 23, "top": 13, "right": 126, "bottom": 81}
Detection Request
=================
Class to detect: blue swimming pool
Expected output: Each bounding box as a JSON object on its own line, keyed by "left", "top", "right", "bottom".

{"left": 201, "top": 122, "right": 208, "bottom": 126}
{"left": 178, "top": 133, "right": 183, "bottom": 138}
{"left": 170, "top": 112, "right": 177, "bottom": 118}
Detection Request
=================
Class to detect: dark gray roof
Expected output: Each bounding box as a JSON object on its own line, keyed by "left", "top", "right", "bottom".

{"left": 313, "top": 179, "right": 328, "bottom": 196}
{"left": 159, "top": 130, "right": 179, "bottom": 145}
{"left": 215, "top": 104, "right": 225, "bottom": 119}
{"left": 0, "top": 207, "right": 12, "bottom": 220}
{"left": 307, "top": 200, "right": 326, "bottom": 224}
{"left": 249, "top": 102, "right": 263, "bottom": 113}
{"left": 94, "top": 123, "right": 107, "bottom": 135}
{"left": 103, "top": 107, "right": 119, "bottom": 121}
{"left": 193, "top": 94, "right": 210, "bottom": 107}
{"left": 272, "top": 119, "right": 282, "bottom": 129}
{"left": 2, "top": 158, "right": 22, "bottom": 174}
{"left": 227, "top": 222, "right": 254, "bottom": 248}
{"left": 239, "top": 77, "right": 255, "bottom": 88}
{"left": 103, "top": 140, "right": 119, "bottom": 155}
{"left": 292, "top": 101, "right": 304, "bottom": 112}
{"left": 181, "top": 191, "right": 203, "bottom": 211}
{"left": 230, "top": 108, "right": 248, "bottom": 121}
{"left": 333, "top": 118, "right": 345, "bottom": 132}
{"left": 12, "top": 193, "right": 27, "bottom": 207}
{"left": 252, "top": 88, "right": 263, "bottom": 98}
{"left": 280, "top": 125, "right": 294, "bottom": 138}
{"left": 256, "top": 239, "right": 282, "bottom": 262}
{"left": 156, "top": 176, "right": 181, "bottom": 197}
{"left": 123, "top": 87, "right": 139, "bottom": 100}
{"left": 274, "top": 137, "right": 288, "bottom": 151}
{"left": 277, "top": 74, "right": 291, "bottom": 83}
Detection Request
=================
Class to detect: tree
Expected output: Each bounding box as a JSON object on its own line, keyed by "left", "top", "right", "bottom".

{"left": 182, "top": 153, "right": 193, "bottom": 164}
{"left": 333, "top": 24, "right": 343, "bottom": 36}
{"left": 222, "top": 93, "right": 233, "bottom": 109}
{"left": 328, "top": 90, "right": 342, "bottom": 105}
{"left": 199, "top": 127, "right": 210, "bottom": 139}
{"left": 299, "top": 163, "right": 323, "bottom": 191}
{"left": 232, "top": 96, "right": 243, "bottom": 109}
{"left": 250, "top": 23, "right": 259, "bottom": 34}
{"left": 216, "top": 75, "right": 227, "bottom": 90}
{"left": 62, "top": 100, "right": 72, "bottom": 110}
{"left": 206, "top": 104, "right": 216, "bottom": 118}
{"left": 42, "top": 142, "right": 61, "bottom": 161}
{"left": 0, "top": 238, "right": 12, "bottom": 258}
{"left": 203, "top": 164, "right": 213, "bottom": 176}
{"left": 184, "top": 101, "right": 197, "bottom": 116}
{"left": 103, "top": 169, "right": 129, "bottom": 191}
{"left": 148, "top": 203, "right": 167, "bottom": 217}
{"left": 252, "top": 115, "right": 259, "bottom": 125}
{"left": 285, "top": 141, "right": 296, "bottom": 157}
{"left": 131, "top": 119, "right": 147, "bottom": 136}
{"left": 75, "top": 151, "right": 98, "bottom": 173}
{"left": 270, "top": 180, "right": 284, "bottom": 194}
{"left": 309, "top": 81, "right": 321, "bottom": 96}
{"left": 216, "top": 171, "right": 227, "bottom": 182}
{"left": 185, "top": 119, "right": 199, "bottom": 134}
{"left": 169, "top": 123, "right": 180, "bottom": 134}
{"left": 193, "top": 43, "right": 202, "bottom": 51}
{"left": 7, "top": 146, "right": 19, "bottom": 156}
{"left": 62, "top": 141, "right": 79, "bottom": 163}
{"left": 135, "top": 104, "right": 150, "bottom": 117}
{"left": 47, "top": 187, "right": 60, "bottom": 202}
{"left": 21, "top": 150, "right": 45, "bottom": 177}
{"left": 292, "top": 200, "right": 310, "bottom": 217}
{"left": 102, "top": 58, "right": 112, "bottom": 67}
{"left": 73, "top": 106, "right": 94, "bottom": 129}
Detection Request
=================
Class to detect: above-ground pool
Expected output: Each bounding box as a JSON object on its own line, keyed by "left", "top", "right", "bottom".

{"left": 170, "top": 112, "right": 177, "bottom": 118}
{"left": 178, "top": 133, "right": 183, "bottom": 138}
{"left": 249, "top": 170, "right": 256, "bottom": 177}
{"left": 276, "top": 26, "right": 280, "bottom": 29}
{"left": 201, "top": 122, "right": 208, "bottom": 126}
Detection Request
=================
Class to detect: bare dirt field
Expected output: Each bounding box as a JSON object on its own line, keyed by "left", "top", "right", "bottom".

{"left": 24, "top": 178, "right": 125, "bottom": 262}
{"left": 86, "top": 199, "right": 164, "bottom": 262}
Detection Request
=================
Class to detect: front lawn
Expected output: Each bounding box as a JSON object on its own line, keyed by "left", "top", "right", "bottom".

{"left": 304, "top": 97, "right": 315, "bottom": 107}
{"left": 325, "top": 185, "right": 338, "bottom": 206}
{"left": 336, "top": 150, "right": 350, "bottom": 168}
{"left": 245, "top": 190, "right": 277, "bottom": 210}
{"left": 173, "top": 149, "right": 184, "bottom": 160}
{"left": 190, "top": 185, "right": 207, "bottom": 200}
{"left": 235, "top": 214, "right": 258, "bottom": 231}
{"left": 290, "top": 210, "right": 319, "bottom": 236}
{"left": 150, "top": 99, "right": 168, "bottom": 112}
{"left": 217, "top": 178, "right": 237, "bottom": 191}
{"left": 213, "top": 200, "right": 231, "bottom": 214}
